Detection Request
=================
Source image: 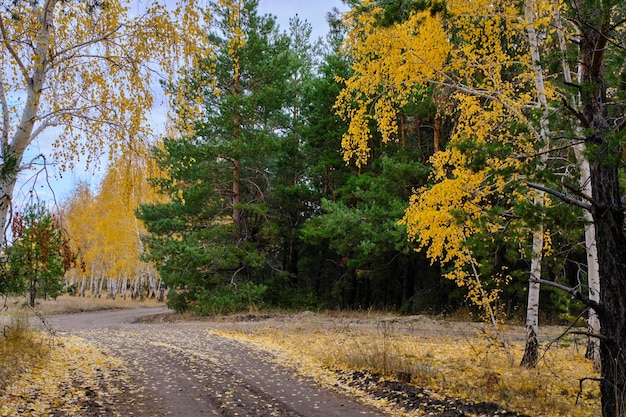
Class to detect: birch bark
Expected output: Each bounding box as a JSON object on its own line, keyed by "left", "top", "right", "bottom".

{"left": 520, "top": 0, "right": 551, "bottom": 368}
{"left": 552, "top": 0, "right": 601, "bottom": 368}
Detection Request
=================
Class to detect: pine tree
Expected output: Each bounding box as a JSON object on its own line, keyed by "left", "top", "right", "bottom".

{"left": 6, "top": 203, "right": 75, "bottom": 306}
{"left": 138, "top": 0, "right": 295, "bottom": 313}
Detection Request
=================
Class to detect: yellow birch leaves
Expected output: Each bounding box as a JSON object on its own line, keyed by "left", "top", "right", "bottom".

{"left": 337, "top": 2, "right": 450, "bottom": 166}
{"left": 337, "top": 0, "right": 556, "bottom": 312}
{"left": 0, "top": 1, "right": 210, "bottom": 169}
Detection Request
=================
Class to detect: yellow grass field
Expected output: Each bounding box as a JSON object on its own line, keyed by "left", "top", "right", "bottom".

{"left": 213, "top": 313, "right": 600, "bottom": 417}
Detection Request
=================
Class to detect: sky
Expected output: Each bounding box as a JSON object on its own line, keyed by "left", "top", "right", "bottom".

{"left": 258, "top": 0, "right": 346, "bottom": 39}
{"left": 17, "top": 0, "right": 348, "bottom": 210}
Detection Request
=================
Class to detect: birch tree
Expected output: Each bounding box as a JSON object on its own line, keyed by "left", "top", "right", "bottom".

{"left": 337, "top": 0, "right": 543, "bottom": 325}
{"left": 520, "top": 0, "right": 552, "bottom": 369}
{"left": 549, "top": 0, "right": 601, "bottom": 367}
{"left": 338, "top": 0, "right": 626, "bottom": 415}
{"left": 61, "top": 147, "right": 161, "bottom": 298}
{"left": 0, "top": 0, "right": 208, "bottom": 244}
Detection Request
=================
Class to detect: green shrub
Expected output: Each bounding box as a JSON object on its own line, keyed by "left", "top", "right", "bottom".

{"left": 193, "top": 282, "right": 268, "bottom": 316}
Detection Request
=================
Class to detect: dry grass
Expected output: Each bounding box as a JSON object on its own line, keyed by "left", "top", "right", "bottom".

{"left": 0, "top": 314, "right": 50, "bottom": 391}
{"left": 0, "top": 301, "right": 600, "bottom": 416}
{"left": 0, "top": 293, "right": 161, "bottom": 416}
{"left": 0, "top": 293, "right": 163, "bottom": 317}
{"left": 0, "top": 333, "right": 128, "bottom": 416}
{"left": 215, "top": 314, "right": 600, "bottom": 417}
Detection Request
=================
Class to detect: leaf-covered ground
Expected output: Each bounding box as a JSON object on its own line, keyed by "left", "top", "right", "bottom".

{"left": 0, "top": 335, "right": 159, "bottom": 417}
{"left": 0, "top": 310, "right": 600, "bottom": 417}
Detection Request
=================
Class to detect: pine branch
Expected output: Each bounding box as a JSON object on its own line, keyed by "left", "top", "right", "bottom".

{"left": 560, "top": 97, "right": 590, "bottom": 128}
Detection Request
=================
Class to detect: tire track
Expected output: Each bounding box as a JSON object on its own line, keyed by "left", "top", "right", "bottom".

{"left": 49, "top": 308, "right": 387, "bottom": 417}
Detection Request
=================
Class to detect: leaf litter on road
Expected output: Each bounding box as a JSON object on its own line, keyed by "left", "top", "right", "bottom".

{"left": 0, "top": 334, "right": 142, "bottom": 417}
{"left": 0, "top": 310, "right": 601, "bottom": 417}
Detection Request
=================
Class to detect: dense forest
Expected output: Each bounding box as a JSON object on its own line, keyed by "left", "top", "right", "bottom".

{"left": 65, "top": 1, "right": 456, "bottom": 316}
{"left": 2, "top": 0, "right": 615, "bottom": 323}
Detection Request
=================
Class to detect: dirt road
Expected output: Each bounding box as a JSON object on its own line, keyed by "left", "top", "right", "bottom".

{"left": 47, "top": 307, "right": 387, "bottom": 417}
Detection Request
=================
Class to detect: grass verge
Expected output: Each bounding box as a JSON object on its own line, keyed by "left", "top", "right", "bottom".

{"left": 0, "top": 295, "right": 152, "bottom": 417}
{"left": 0, "top": 294, "right": 163, "bottom": 316}
{"left": 213, "top": 316, "right": 600, "bottom": 417}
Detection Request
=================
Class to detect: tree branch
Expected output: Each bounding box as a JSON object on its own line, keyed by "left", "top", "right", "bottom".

{"left": 561, "top": 181, "right": 597, "bottom": 205}
{"left": 426, "top": 77, "right": 543, "bottom": 143}
{"left": 515, "top": 140, "right": 585, "bottom": 160}
{"left": 530, "top": 277, "right": 606, "bottom": 316}
{"left": 526, "top": 182, "right": 592, "bottom": 211}
{"left": 0, "top": 15, "right": 29, "bottom": 80}
{"left": 617, "top": 113, "right": 626, "bottom": 132}
{"left": 576, "top": 377, "right": 603, "bottom": 405}
{"left": 560, "top": 96, "right": 590, "bottom": 128}
{"left": 51, "top": 24, "right": 125, "bottom": 62}
{"left": 570, "top": 330, "right": 608, "bottom": 340}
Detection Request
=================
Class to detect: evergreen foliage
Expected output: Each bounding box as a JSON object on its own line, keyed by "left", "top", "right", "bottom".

{"left": 46, "top": 0, "right": 599, "bottom": 325}
{"left": 138, "top": 0, "right": 294, "bottom": 314}
{"left": 1, "top": 203, "right": 76, "bottom": 306}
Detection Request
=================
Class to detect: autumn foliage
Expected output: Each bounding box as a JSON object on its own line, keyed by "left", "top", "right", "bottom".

{"left": 61, "top": 151, "right": 162, "bottom": 300}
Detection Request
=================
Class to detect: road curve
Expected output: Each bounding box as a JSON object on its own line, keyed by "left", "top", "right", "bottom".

{"left": 46, "top": 307, "right": 387, "bottom": 417}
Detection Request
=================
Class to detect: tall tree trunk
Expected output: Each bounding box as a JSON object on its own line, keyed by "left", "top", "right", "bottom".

{"left": 521, "top": 231, "right": 542, "bottom": 368}
{"left": 552, "top": 0, "right": 602, "bottom": 366}
{"left": 0, "top": 4, "right": 53, "bottom": 244}
{"left": 232, "top": 61, "right": 242, "bottom": 234}
{"left": 433, "top": 113, "right": 442, "bottom": 153}
{"left": 574, "top": 2, "right": 626, "bottom": 415}
{"left": 97, "top": 275, "right": 104, "bottom": 298}
{"left": 79, "top": 275, "right": 86, "bottom": 297}
{"left": 592, "top": 162, "right": 626, "bottom": 417}
{"left": 29, "top": 276, "right": 37, "bottom": 307}
{"left": 520, "top": 0, "right": 550, "bottom": 368}
{"left": 576, "top": 148, "right": 602, "bottom": 369}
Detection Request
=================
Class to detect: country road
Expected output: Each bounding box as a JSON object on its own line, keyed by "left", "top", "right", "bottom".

{"left": 46, "top": 307, "right": 387, "bottom": 417}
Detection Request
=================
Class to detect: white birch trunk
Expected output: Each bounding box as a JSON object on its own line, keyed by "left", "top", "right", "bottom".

{"left": 522, "top": 0, "right": 550, "bottom": 368}
{"left": 97, "top": 275, "right": 104, "bottom": 298}
{"left": 0, "top": 4, "right": 56, "bottom": 244}
{"left": 89, "top": 274, "right": 95, "bottom": 297}
{"left": 79, "top": 275, "right": 86, "bottom": 297}
{"left": 521, "top": 230, "right": 543, "bottom": 367}
{"left": 121, "top": 276, "right": 128, "bottom": 299}
{"left": 552, "top": 0, "right": 601, "bottom": 367}
{"left": 575, "top": 147, "right": 601, "bottom": 368}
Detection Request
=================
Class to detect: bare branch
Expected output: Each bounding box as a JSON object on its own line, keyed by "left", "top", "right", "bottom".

{"left": 526, "top": 182, "right": 592, "bottom": 211}
{"left": 561, "top": 182, "right": 597, "bottom": 205}
{"left": 560, "top": 96, "right": 590, "bottom": 128}
{"left": 570, "top": 330, "right": 608, "bottom": 340}
{"left": 50, "top": 24, "right": 125, "bottom": 62}
{"left": 515, "top": 140, "right": 585, "bottom": 160}
{"left": 530, "top": 277, "right": 605, "bottom": 316}
{"left": 576, "top": 377, "right": 603, "bottom": 405}
{"left": 426, "top": 77, "right": 543, "bottom": 143}
{"left": 0, "top": 15, "right": 29, "bottom": 80}
{"left": 618, "top": 113, "right": 626, "bottom": 132}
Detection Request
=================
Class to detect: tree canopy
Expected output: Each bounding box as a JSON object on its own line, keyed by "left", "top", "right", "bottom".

{"left": 0, "top": 0, "right": 209, "bottom": 243}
